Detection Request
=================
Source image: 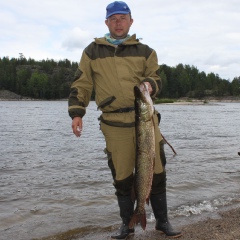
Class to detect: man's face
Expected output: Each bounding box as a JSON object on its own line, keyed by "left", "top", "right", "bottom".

{"left": 105, "top": 14, "right": 133, "bottom": 39}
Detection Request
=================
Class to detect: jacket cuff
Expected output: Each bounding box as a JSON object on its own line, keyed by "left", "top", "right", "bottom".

{"left": 68, "top": 108, "right": 86, "bottom": 119}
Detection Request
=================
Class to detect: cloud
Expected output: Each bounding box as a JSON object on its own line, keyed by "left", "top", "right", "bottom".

{"left": 0, "top": 0, "right": 239, "bottom": 79}
{"left": 62, "top": 27, "right": 94, "bottom": 51}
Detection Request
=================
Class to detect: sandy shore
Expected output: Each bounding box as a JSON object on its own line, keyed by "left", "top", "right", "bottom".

{"left": 38, "top": 204, "right": 240, "bottom": 240}
{"left": 93, "top": 206, "right": 240, "bottom": 240}
{"left": 178, "top": 207, "right": 240, "bottom": 240}
{"left": 106, "top": 206, "right": 240, "bottom": 240}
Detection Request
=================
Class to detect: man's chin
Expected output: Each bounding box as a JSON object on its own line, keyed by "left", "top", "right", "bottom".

{"left": 112, "top": 33, "right": 127, "bottom": 39}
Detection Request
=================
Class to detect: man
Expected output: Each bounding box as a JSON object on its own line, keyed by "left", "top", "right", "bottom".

{"left": 68, "top": 1, "right": 182, "bottom": 239}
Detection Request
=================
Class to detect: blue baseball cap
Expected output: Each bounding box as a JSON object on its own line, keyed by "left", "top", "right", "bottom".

{"left": 106, "top": 1, "right": 131, "bottom": 19}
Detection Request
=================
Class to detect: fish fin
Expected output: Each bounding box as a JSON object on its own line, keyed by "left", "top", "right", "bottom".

{"left": 140, "top": 212, "right": 147, "bottom": 230}
{"left": 146, "top": 197, "right": 150, "bottom": 206}
{"left": 129, "top": 212, "right": 137, "bottom": 229}
{"left": 129, "top": 210, "right": 147, "bottom": 230}
{"left": 146, "top": 188, "right": 152, "bottom": 206}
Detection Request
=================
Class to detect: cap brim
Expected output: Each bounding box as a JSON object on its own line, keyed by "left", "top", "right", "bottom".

{"left": 106, "top": 11, "right": 130, "bottom": 19}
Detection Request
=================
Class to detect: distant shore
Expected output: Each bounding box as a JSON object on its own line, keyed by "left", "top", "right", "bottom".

{"left": 159, "top": 96, "right": 240, "bottom": 105}
{"left": 0, "top": 90, "right": 66, "bottom": 101}
{"left": 169, "top": 96, "right": 240, "bottom": 104}
{"left": 1, "top": 90, "right": 240, "bottom": 103}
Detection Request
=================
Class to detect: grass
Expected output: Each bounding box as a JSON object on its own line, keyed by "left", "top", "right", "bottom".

{"left": 154, "top": 98, "right": 175, "bottom": 104}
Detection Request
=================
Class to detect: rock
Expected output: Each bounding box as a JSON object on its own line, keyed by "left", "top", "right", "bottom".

{"left": 0, "top": 90, "right": 22, "bottom": 100}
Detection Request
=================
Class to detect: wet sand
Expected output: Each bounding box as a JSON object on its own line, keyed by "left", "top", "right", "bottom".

{"left": 37, "top": 204, "right": 240, "bottom": 240}
{"left": 178, "top": 207, "right": 240, "bottom": 240}
{"left": 92, "top": 206, "right": 240, "bottom": 240}
{"left": 145, "top": 206, "right": 240, "bottom": 240}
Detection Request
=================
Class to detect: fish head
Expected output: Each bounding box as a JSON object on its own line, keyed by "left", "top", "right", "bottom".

{"left": 134, "top": 84, "right": 154, "bottom": 121}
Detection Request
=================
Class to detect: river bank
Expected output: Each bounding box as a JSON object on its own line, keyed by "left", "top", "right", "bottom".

{"left": 35, "top": 204, "right": 240, "bottom": 240}
{"left": 129, "top": 205, "right": 240, "bottom": 240}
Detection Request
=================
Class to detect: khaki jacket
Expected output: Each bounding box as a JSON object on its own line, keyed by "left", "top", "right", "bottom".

{"left": 68, "top": 34, "right": 161, "bottom": 127}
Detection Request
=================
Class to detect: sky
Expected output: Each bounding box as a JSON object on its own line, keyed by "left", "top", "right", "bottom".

{"left": 0, "top": 0, "right": 240, "bottom": 80}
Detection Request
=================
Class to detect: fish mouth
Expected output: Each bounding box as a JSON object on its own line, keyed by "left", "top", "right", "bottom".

{"left": 134, "top": 84, "right": 147, "bottom": 97}
{"left": 134, "top": 85, "right": 141, "bottom": 98}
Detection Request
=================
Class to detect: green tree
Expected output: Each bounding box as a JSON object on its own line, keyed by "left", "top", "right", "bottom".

{"left": 218, "top": 79, "right": 230, "bottom": 96}
{"left": 16, "top": 68, "right": 32, "bottom": 95}
{"left": 159, "top": 64, "right": 175, "bottom": 98}
{"left": 231, "top": 77, "right": 240, "bottom": 96}
{"left": 158, "top": 70, "right": 168, "bottom": 97}
{"left": 27, "top": 71, "right": 49, "bottom": 98}
{"left": 175, "top": 64, "right": 191, "bottom": 97}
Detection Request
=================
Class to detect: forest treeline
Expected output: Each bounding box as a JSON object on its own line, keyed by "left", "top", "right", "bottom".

{"left": 0, "top": 55, "right": 240, "bottom": 100}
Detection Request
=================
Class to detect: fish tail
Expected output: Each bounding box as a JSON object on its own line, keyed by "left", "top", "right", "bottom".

{"left": 129, "top": 210, "right": 146, "bottom": 230}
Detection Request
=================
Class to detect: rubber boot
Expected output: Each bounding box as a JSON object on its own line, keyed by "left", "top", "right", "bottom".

{"left": 111, "top": 195, "right": 135, "bottom": 239}
{"left": 150, "top": 192, "right": 182, "bottom": 238}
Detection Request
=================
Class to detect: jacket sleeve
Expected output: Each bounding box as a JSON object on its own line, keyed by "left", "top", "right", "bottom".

{"left": 142, "top": 49, "right": 162, "bottom": 98}
{"left": 68, "top": 50, "right": 93, "bottom": 119}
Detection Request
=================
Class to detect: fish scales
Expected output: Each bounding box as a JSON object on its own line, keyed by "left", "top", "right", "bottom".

{"left": 129, "top": 83, "right": 155, "bottom": 230}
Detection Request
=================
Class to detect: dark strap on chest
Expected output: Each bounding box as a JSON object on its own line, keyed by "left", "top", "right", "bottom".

{"left": 104, "top": 106, "right": 135, "bottom": 113}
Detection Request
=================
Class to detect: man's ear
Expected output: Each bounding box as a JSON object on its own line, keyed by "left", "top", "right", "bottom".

{"left": 130, "top": 18, "right": 134, "bottom": 26}
{"left": 105, "top": 19, "right": 109, "bottom": 27}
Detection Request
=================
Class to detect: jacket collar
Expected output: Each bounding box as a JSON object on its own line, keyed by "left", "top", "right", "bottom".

{"left": 94, "top": 34, "right": 140, "bottom": 46}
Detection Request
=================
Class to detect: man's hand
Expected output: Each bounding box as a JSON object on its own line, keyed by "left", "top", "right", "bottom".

{"left": 143, "top": 82, "right": 153, "bottom": 95}
{"left": 72, "top": 117, "right": 83, "bottom": 137}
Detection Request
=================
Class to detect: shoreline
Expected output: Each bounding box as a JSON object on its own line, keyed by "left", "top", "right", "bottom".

{"left": 84, "top": 204, "right": 240, "bottom": 240}
{"left": 178, "top": 206, "right": 240, "bottom": 240}
{"left": 85, "top": 204, "right": 240, "bottom": 240}
{"left": 36, "top": 203, "right": 240, "bottom": 240}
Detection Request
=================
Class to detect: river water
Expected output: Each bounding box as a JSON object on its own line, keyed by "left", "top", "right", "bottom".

{"left": 0, "top": 101, "right": 239, "bottom": 240}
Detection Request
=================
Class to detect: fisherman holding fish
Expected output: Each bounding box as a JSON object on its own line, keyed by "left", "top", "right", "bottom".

{"left": 68, "top": 1, "right": 182, "bottom": 239}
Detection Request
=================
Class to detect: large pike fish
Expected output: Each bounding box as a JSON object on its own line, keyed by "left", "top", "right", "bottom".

{"left": 129, "top": 83, "right": 155, "bottom": 230}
